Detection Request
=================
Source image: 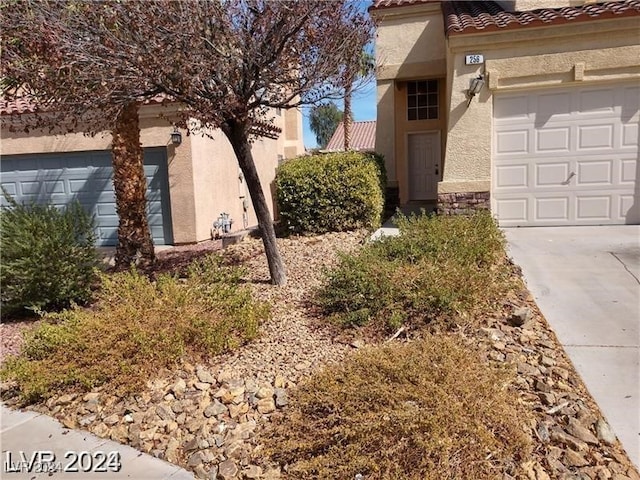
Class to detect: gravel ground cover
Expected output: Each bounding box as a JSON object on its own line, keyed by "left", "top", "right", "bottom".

{"left": 1, "top": 231, "right": 638, "bottom": 480}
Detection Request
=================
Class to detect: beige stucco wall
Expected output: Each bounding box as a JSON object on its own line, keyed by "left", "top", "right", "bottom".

{"left": 1, "top": 102, "right": 303, "bottom": 243}
{"left": 0, "top": 105, "right": 199, "bottom": 244}
{"left": 188, "top": 125, "right": 280, "bottom": 242}
{"left": 283, "top": 106, "right": 304, "bottom": 158}
{"left": 440, "top": 17, "right": 640, "bottom": 194}
{"left": 373, "top": 2, "right": 447, "bottom": 192}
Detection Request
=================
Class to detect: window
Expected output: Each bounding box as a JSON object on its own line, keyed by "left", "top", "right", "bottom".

{"left": 407, "top": 79, "right": 438, "bottom": 120}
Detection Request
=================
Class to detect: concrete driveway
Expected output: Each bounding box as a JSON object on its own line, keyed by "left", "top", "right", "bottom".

{"left": 504, "top": 226, "right": 640, "bottom": 468}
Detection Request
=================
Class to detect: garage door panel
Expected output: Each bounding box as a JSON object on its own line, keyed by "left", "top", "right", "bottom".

{"left": 535, "top": 197, "right": 569, "bottom": 221}
{"left": 496, "top": 164, "right": 528, "bottom": 188}
{"left": 622, "top": 123, "right": 638, "bottom": 147}
{"left": 493, "top": 83, "right": 638, "bottom": 226}
{"left": 578, "top": 88, "right": 616, "bottom": 114}
{"left": 495, "top": 197, "right": 529, "bottom": 222}
{"left": 536, "top": 127, "right": 570, "bottom": 152}
{"left": 576, "top": 160, "right": 613, "bottom": 186}
{"left": 0, "top": 148, "right": 172, "bottom": 246}
{"left": 577, "top": 124, "right": 614, "bottom": 150}
{"left": 536, "top": 162, "right": 569, "bottom": 186}
{"left": 620, "top": 159, "right": 637, "bottom": 184}
{"left": 496, "top": 129, "right": 529, "bottom": 154}
{"left": 576, "top": 196, "right": 611, "bottom": 220}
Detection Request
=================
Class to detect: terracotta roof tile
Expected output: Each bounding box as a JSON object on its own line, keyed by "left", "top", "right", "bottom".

{"left": 370, "top": 0, "right": 436, "bottom": 10}
{"left": 325, "top": 120, "right": 376, "bottom": 152}
{"left": 0, "top": 96, "right": 40, "bottom": 115}
{"left": 443, "top": 0, "right": 640, "bottom": 36}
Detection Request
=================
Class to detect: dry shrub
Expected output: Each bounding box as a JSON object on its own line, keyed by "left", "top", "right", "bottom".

{"left": 318, "top": 211, "right": 517, "bottom": 331}
{"left": 1, "top": 256, "right": 268, "bottom": 403}
{"left": 265, "top": 335, "right": 532, "bottom": 480}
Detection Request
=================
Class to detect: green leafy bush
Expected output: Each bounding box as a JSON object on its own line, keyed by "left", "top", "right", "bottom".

{"left": 317, "top": 211, "right": 515, "bottom": 331}
{"left": 1, "top": 255, "right": 268, "bottom": 403}
{"left": 265, "top": 335, "right": 532, "bottom": 479}
{"left": 0, "top": 193, "right": 99, "bottom": 316}
{"left": 275, "top": 152, "right": 385, "bottom": 234}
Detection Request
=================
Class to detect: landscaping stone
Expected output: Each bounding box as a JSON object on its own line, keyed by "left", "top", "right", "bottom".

{"left": 5, "top": 230, "right": 637, "bottom": 480}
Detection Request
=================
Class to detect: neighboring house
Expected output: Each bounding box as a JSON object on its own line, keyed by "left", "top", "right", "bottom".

{"left": 0, "top": 100, "right": 304, "bottom": 245}
{"left": 371, "top": 0, "right": 639, "bottom": 226}
{"left": 324, "top": 120, "right": 377, "bottom": 152}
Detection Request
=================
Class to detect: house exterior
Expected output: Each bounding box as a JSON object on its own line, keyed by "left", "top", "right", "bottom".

{"left": 325, "top": 120, "right": 377, "bottom": 152}
{"left": 0, "top": 101, "right": 304, "bottom": 245}
{"left": 371, "top": 0, "right": 640, "bottom": 226}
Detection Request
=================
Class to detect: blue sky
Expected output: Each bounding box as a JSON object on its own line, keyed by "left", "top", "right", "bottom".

{"left": 301, "top": 0, "right": 377, "bottom": 149}
{"left": 301, "top": 78, "right": 377, "bottom": 149}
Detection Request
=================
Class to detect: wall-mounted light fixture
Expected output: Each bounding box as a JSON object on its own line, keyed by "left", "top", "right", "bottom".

{"left": 170, "top": 127, "right": 182, "bottom": 146}
{"left": 466, "top": 74, "right": 485, "bottom": 107}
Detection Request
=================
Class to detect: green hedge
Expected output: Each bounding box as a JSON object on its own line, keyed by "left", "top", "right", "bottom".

{"left": 275, "top": 152, "right": 385, "bottom": 234}
{"left": 0, "top": 192, "right": 100, "bottom": 316}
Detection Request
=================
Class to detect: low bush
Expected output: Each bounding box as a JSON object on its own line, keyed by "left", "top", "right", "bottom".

{"left": 317, "top": 211, "right": 515, "bottom": 331}
{"left": 0, "top": 193, "right": 100, "bottom": 316}
{"left": 275, "top": 152, "right": 385, "bottom": 234}
{"left": 1, "top": 255, "right": 268, "bottom": 403}
{"left": 265, "top": 335, "right": 532, "bottom": 479}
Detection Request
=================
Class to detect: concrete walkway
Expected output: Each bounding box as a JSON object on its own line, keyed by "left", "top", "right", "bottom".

{"left": 1, "top": 405, "right": 193, "bottom": 479}
{"left": 504, "top": 226, "right": 640, "bottom": 468}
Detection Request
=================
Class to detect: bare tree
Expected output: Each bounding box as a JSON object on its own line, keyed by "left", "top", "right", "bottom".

{"left": 1, "top": 1, "right": 161, "bottom": 269}
{"left": 1, "top": 1, "right": 374, "bottom": 285}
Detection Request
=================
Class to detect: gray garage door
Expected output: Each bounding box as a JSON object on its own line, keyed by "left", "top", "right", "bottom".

{"left": 0, "top": 148, "right": 173, "bottom": 246}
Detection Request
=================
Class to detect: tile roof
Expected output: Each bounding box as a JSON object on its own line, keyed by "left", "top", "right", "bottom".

{"left": 0, "top": 96, "right": 40, "bottom": 115}
{"left": 325, "top": 120, "right": 376, "bottom": 152}
{"left": 370, "top": 0, "right": 436, "bottom": 10}
{"left": 443, "top": 0, "right": 640, "bottom": 36}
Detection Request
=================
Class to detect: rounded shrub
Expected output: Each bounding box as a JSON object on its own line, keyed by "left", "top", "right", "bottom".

{"left": 275, "top": 152, "right": 385, "bottom": 234}
{"left": 0, "top": 193, "right": 100, "bottom": 316}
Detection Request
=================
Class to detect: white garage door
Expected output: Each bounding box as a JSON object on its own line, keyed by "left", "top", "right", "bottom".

{"left": 492, "top": 83, "right": 639, "bottom": 226}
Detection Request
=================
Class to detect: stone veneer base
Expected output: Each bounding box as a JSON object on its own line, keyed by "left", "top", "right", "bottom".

{"left": 437, "top": 191, "right": 490, "bottom": 215}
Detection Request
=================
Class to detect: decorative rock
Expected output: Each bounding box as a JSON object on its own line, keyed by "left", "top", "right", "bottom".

{"left": 156, "top": 404, "right": 176, "bottom": 421}
{"left": 256, "top": 387, "right": 274, "bottom": 400}
{"left": 57, "top": 394, "right": 76, "bottom": 406}
{"left": 83, "top": 392, "right": 100, "bottom": 402}
{"left": 79, "top": 414, "right": 97, "bottom": 427}
{"left": 218, "top": 459, "right": 238, "bottom": 480}
{"left": 103, "top": 413, "right": 120, "bottom": 426}
{"left": 350, "top": 339, "right": 364, "bottom": 349}
{"left": 244, "top": 465, "right": 263, "bottom": 479}
{"left": 172, "top": 378, "right": 187, "bottom": 397}
{"left": 566, "top": 417, "right": 599, "bottom": 445}
{"left": 595, "top": 418, "right": 617, "bottom": 445}
{"left": 204, "top": 401, "right": 227, "bottom": 418}
{"left": 195, "top": 382, "right": 211, "bottom": 391}
{"left": 550, "top": 428, "right": 588, "bottom": 452}
{"left": 509, "top": 307, "right": 532, "bottom": 327}
{"left": 229, "top": 402, "right": 249, "bottom": 419}
{"left": 564, "top": 449, "right": 589, "bottom": 467}
{"left": 165, "top": 438, "right": 180, "bottom": 464}
{"left": 196, "top": 368, "right": 216, "bottom": 384}
{"left": 274, "top": 388, "right": 288, "bottom": 408}
{"left": 257, "top": 398, "right": 276, "bottom": 414}
{"left": 274, "top": 375, "right": 286, "bottom": 389}
{"left": 187, "top": 451, "right": 205, "bottom": 467}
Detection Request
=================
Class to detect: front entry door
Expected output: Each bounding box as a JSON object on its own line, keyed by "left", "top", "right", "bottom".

{"left": 408, "top": 132, "right": 440, "bottom": 200}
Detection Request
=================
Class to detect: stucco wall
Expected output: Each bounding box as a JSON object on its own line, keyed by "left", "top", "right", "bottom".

{"left": 374, "top": 3, "right": 446, "bottom": 82}
{"left": 188, "top": 120, "right": 282, "bottom": 242}
{"left": 441, "top": 18, "right": 640, "bottom": 194}
{"left": 373, "top": 2, "right": 447, "bottom": 190}
{"left": 0, "top": 102, "right": 299, "bottom": 244}
{"left": 0, "top": 105, "right": 198, "bottom": 244}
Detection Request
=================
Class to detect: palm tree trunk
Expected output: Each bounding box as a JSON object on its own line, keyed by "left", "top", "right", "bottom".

{"left": 343, "top": 84, "right": 352, "bottom": 151}
{"left": 223, "top": 120, "right": 287, "bottom": 286}
{"left": 112, "top": 102, "right": 155, "bottom": 269}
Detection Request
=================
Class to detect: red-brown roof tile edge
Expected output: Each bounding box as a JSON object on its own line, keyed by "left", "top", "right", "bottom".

{"left": 444, "top": 1, "right": 640, "bottom": 36}
{"left": 369, "top": 0, "right": 437, "bottom": 12}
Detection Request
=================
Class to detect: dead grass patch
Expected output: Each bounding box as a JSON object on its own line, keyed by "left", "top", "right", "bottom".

{"left": 1, "top": 256, "right": 268, "bottom": 404}
{"left": 264, "top": 335, "right": 532, "bottom": 480}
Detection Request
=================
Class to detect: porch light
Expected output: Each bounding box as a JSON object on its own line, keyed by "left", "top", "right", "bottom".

{"left": 170, "top": 127, "right": 182, "bottom": 146}
{"left": 466, "top": 75, "right": 485, "bottom": 107}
